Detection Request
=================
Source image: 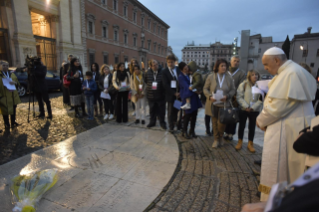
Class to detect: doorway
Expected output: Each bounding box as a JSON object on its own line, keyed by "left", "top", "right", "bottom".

{"left": 0, "top": 28, "right": 11, "bottom": 64}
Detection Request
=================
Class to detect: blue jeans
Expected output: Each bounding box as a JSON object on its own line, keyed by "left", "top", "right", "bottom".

{"left": 85, "top": 95, "right": 94, "bottom": 119}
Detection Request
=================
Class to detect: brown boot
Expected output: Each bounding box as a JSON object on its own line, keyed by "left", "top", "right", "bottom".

{"left": 235, "top": 139, "right": 243, "bottom": 150}
{"left": 247, "top": 141, "right": 256, "bottom": 153}
{"left": 94, "top": 105, "right": 98, "bottom": 117}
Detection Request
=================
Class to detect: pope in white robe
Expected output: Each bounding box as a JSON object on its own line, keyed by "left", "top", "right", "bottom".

{"left": 256, "top": 47, "right": 317, "bottom": 201}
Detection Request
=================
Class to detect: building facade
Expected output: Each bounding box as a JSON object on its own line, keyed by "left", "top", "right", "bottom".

{"left": 0, "top": 0, "right": 169, "bottom": 73}
{"left": 0, "top": 0, "right": 85, "bottom": 72}
{"left": 181, "top": 41, "right": 240, "bottom": 71}
{"left": 290, "top": 27, "right": 319, "bottom": 78}
{"left": 240, "top": 30, "right": 283, "bottom": 74}
{"left": 82, "top": 0, "right": 169, "bottom": 70}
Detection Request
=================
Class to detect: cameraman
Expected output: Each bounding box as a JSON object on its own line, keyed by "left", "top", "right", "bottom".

{"left": 29, "top": 57, "right": 52, "bottom": 119}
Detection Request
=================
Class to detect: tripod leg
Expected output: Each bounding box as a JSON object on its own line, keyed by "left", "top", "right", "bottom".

{"left": 33, "top": 91, "right": 35, "bottom": 117}
{"left": 28, "top": 88, "right": 31, "bottom": 123}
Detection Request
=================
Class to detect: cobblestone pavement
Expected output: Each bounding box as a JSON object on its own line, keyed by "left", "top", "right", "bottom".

{"left": 145, "top": 134, "right": 262, "bottom": 212}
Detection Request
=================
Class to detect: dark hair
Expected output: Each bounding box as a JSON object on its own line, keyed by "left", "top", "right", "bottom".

{"left": 178, "top": 62, "right": 187, "bottom": 71}
{"left": 213, "top": 59, "right": 229, "bottom": 73}
{"left": 133, "top": 65, "right": 140, "bottom": 70}
{"left": 166, "top": 54, "right": 176, "bottom": 62}
{"left": 91, "top": 63, "right": 99, "bottom": 73}
{"left": 86, "top": 71, "right": 93, "bottom": 76}
{"left": 70, "top": 57, "right": 82, "bottom": 73}
{"left": 117, "top": 62, "right": 125, "bottom": 70}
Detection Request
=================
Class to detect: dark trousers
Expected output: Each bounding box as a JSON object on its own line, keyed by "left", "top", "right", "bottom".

{"left": 205, "top": 115, "right": 211, "bottom": 132}
{"left": 225, "top": 122, "right": 237, "bottom": 135}
{"left": 183, "top": 110, "right": 198, "bottom": 134}
{"left": 3, "top": 105, "right": 17, "bottom": 126}
{"left": 35, "top": 91, "right": 52, "bottom": 116}
{"left": 148, "top": 99, "right": 166, "bottom": 125}
{"left": 103, "top": 98, "right": 114, "bottom": 115}
{"left": 167, "top": 101, "right": 178, "bottom": 130}
{"left": 238, "top": 110, "right": 259, "bottom": 141}
{"left": 116, "top": 91, "right": 128, "bottom": 123}
{"left": 94, "top": 91, "right": 102, "bottom": 107}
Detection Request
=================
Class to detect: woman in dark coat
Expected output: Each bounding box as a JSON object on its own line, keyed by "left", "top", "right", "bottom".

{"left": 91, "top": 62, "right": 103, "bottom": 116}
{"left": 178, "top": 62, "right": 202, "bottom": 139}
{"left": 67, "top": 58, "right": 86, "bottom": 117}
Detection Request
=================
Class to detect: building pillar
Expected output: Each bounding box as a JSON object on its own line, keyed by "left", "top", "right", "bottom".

{"left": 11, "top": 0, "right": 36, "bottom": 66}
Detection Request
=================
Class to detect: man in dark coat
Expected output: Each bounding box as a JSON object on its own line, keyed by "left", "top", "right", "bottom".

{"left": 144, "top": 59, "right": 166, "bottom": 129}
{"left": 162, "top": 54, "right": 181, "bottom": 132}
{"left": 31, "top": 57, "right": 52, "bottom": 119}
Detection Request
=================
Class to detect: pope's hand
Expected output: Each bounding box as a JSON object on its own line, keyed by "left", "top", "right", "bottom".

{"left": 256, "top": 120, "right": 267, "bottom": 131}
{"left": 241, "top": 202, "right": 267, "bottom": 212}
{"left": 9, "top": 81, "right": 16, "bottom": 85}
{"left": 210, "top": 97, "right": 216, "bottom": 102}
{"left": 221, "top": 96, "right": 227, "bottom": 102}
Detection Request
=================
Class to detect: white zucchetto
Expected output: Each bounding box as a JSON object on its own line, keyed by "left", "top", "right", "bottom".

{"left": 264, "top": 47, "right": 285, "bottom": 56}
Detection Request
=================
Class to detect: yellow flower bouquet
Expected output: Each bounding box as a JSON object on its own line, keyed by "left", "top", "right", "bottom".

{"left": 11, "top": 169, "right": 59, "bottom": 212}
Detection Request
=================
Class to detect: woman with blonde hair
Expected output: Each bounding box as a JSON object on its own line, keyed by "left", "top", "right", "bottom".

{"left": 99, "top": 64, "right": 114, "bottom": 120}
{"left": 0, "top": 60, "right": 21, "bottom": 129}
{"left": 235, "top": 70, "right": 263, "bottom": 152}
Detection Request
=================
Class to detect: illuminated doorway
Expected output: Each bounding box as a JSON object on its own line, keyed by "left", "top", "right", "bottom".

{"left": 0, "top": 28, "right": 11, "bottom": 64}
{"left": 31, "top": 11, "right": 57, "bottom": 72}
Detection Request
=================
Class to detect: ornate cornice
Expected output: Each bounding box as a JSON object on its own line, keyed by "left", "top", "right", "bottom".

{"left": 101, "top": 20, "right": 109, "bottom": 25}
{"left": 86, "top": 13, "right": 96, "bottom": 20}
{"left": 113, "top": 24, "right": 120, "bottom": 30}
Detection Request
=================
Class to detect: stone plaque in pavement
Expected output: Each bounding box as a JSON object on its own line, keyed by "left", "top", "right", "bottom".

{"left": 122, "top": 159, "right": 176, "bottom": 189}
{"left": 44, "top": 170, "right": 120, "bottom": 211}
{"left": 88, "top": 180, "right": 161, "bottom": 212}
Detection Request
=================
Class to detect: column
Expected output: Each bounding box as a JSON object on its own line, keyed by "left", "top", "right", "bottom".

{"left": 59, "top": 0, "right": 72, "bottom": 44}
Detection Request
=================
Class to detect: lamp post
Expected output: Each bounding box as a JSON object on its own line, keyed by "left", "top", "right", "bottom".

{"left": 300, "top": 41, "right": 308, "bottom": 64}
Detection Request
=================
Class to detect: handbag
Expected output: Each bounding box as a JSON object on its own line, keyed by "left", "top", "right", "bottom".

{"left": 219, "top": 100, "right": 239, "bottom": 124}
{"left": 63, "top": 74, "right": 71, "bottom": 88}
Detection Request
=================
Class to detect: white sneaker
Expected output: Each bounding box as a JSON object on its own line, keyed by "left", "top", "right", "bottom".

{"left": 181, "top": 103, "right": 191, "bottom": 110}
{"left": 109, "top": 114, "right": 114, "bottom": 119}
{"left": 104, "top": 114, "right": 109, "bottom": 120}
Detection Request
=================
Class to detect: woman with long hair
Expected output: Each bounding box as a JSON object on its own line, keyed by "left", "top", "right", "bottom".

{"left": 99, "top": 64, "right": 114, "bottom": 120}
{"left": 91, "top": 62, "right": 103, "bottom": 116}
{"left": 67, "top": 58, "right": 87, "bottom": 117}
{"left": 235, "top": 70, "right": 263, "bottom": 153}
{"left": 129, "top": 59, "right": 138, "bottom": 116}
{"left": 112, "top": 62, "right": 131, "bottom": 123}
{"left": 203, "top": 59, "right": 236, "bottom": 148}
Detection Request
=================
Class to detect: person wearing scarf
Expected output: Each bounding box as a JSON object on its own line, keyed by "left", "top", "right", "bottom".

{"left": 112, "top": 62, "right": 131, "bottom": 123}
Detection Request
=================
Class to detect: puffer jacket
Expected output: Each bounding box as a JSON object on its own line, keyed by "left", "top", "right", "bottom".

{"left": 236, "top": 79, "right": 263, "bottom": 112}
{"left": 0, "top": 72, "right": 21, "bottom": 115}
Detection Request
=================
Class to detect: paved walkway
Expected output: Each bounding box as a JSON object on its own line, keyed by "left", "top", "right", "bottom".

{"left": 0, "top": 124, "right": 179, "bottom": 212}
{"left": 0, "top": 109, "right": 263, "bottom": 212}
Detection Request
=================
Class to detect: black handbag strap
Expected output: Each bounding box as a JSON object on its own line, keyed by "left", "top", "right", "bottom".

{"left": 224, "top": 100, "right": 235, "bottom": 109}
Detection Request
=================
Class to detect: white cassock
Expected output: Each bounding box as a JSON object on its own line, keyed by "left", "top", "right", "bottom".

{"left": 257, "top": 60, "right": 317, "bottom": 201}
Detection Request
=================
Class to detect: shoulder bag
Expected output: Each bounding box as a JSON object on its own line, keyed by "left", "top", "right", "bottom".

{"left": 219, "top": 100, "right": 239, "bottom": 124}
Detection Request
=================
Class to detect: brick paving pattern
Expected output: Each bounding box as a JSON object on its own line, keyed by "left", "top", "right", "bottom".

{"left": 146, "top": 135, "right": 262, "bottom": 212}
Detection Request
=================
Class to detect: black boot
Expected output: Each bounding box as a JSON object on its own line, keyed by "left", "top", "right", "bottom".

{"left": 81, "top": 102, "right": 87, "bottom": 116}
{"left": 75, "top": 106, "right": 82, "bottom": 118}
{"left": 47, "top": 101, "right": 53, "bottom": 119}
{"left": 182, "top": 132, "right": 190, "bottom": 139}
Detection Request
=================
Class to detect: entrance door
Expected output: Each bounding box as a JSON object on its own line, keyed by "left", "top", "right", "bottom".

{"left": 0, "top": 28, "right": 12, "bottom": 64}
{"left": 34, "top": 35, "right": 57, "bottom": 72}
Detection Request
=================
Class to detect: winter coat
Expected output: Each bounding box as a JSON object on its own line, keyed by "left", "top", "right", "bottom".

{"left": 179, "top": 73, "right": 202, "bottom": 114}
{"left": 144, "top": 68, "right": 165, "bottom": 101}
{"left": 236, "top": 80, "right": 263, "bottom": 112}
{"left": 33, "top": 65, "right": 48, "bottom": 93}
{"left": 130, "top": 73, "right": 147, "bottom": 103}
{"left": 190, "top": 70, "right": 203, "bottom": 92}
{"left": 67, "top": 69, "right": 83, "bottom": 96}
{"left": 98, "top": 73, "right": 113, "bottom": 91}
{"left": 203, "top": 72, "right": 236, "bottom": 116}
{"left": 82, "top": 79, "right": 97, "bottom": 96}
{"left": 0, "top": 72, "right": 21, "bottom": 115}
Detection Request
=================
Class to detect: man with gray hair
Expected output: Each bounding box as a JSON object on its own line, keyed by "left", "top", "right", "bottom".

{"left": 224, "top": 55, "right": 246, "bottom": 141}
{"left": 256, "top": 47, "right": 317, "bottom": 201}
